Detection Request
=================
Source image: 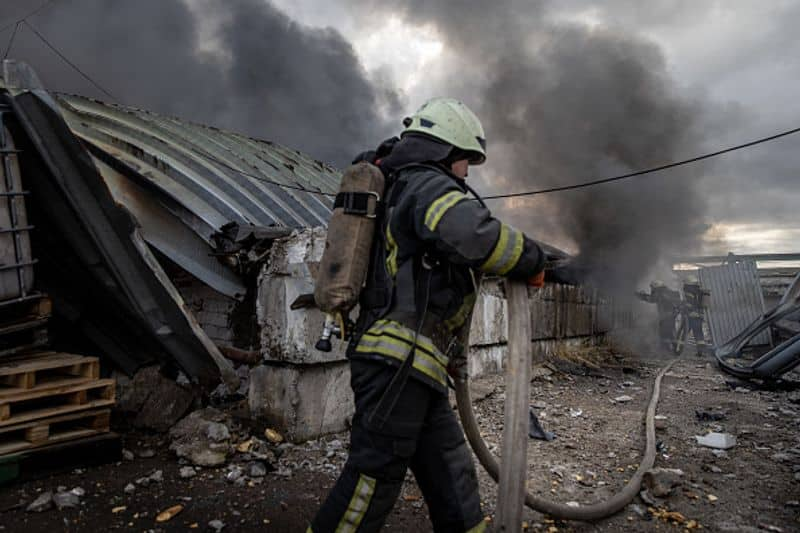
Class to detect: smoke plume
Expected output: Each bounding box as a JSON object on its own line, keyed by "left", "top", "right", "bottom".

{"left": 1, "top": 0, "right": 398, "bottom": 166}
{"left": 350, "top": 0, "right": 710, "bottom": 290}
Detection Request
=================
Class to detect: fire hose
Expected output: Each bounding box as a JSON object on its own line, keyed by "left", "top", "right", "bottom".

{"left": 453, "top": 279, "right": 678, "bottom": 522}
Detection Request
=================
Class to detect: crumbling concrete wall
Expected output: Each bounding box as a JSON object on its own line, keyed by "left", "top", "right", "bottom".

{"left": 249, "top": 228, "right": 619, "bottom": 441}
{"left": 250, "top": 228, "right": 354, "bottom": 442}
{"left": 468, "top": 280, "right": 618, "bottom": 376}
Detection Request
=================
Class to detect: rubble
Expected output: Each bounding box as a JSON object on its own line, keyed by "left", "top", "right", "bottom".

{"left": 26, "top": 492, "right": 54, "bottom": 513}
{"left": 209, "top": 519, "right": 226, "bottom": 531}
{"left": 695, "top": 433, "right": 737, "bottom": 450}
{"left": 179, "top": 466, "right": 198, "bottom": 479}
{"left": 614, "top": 395, "right": 634, "bottom": 403}
{"left": 117, "top": 366, "right": 197, "bottom": 432}
{"left": 53, "top": 491, "right": 80, "bottom": 510}
{"left": 169, "top": 408, "right": 234, "bottom": 466}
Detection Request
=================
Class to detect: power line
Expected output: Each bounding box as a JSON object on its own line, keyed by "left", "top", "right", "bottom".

{"left": 2, "top": 22, "right": 21, "bottom": 60}
{"left": 481, "top": 126, "right": 800, "bottom": 200}
{"left": 23, "top": 20, "right": 117, "bottom": 101}
{"left": 0, "top": 0, "right": 59, "bottom": 35}
{"left": 5, "top": 12, "right": 798, "bottom": 202}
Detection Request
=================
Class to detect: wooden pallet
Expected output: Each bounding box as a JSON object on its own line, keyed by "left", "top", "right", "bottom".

{"left": 0, "top": 408, "right": 110, "bottom": 456}
{"left": 0, "top": 352, "right": 99, "bottom": 395}
{"left": 0, "top": 378, "right": 114, "bottom": 427}
{"left": 0, "top": 295, "right": 51, "bottom": 326}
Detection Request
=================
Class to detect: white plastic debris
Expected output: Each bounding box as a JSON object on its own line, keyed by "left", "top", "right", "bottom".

{"left": 695, "top": 432, "right": 737, "bottom": 450}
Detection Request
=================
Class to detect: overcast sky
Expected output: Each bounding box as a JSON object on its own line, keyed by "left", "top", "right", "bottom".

{"left": 1, "top": 0, "right": 797, "bottom": 261}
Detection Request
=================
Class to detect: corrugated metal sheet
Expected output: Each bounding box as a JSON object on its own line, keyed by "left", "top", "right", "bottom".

{"left": 699, "top": 260, "right": 769, "bottom": 348}
{"left": 53, "top": 94, "right": 337, "bottom": 241}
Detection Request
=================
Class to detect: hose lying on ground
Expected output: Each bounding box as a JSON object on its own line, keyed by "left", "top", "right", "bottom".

{"left": 454, "top": 358, "right": 677, "bottom": 521}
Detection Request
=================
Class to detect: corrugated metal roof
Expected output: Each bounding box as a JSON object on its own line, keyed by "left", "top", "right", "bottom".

{"left": 53, "top": 94, "right": 337, "bottom": 240}
{"left": 699, "top": 259, "right": 770, "bottom": 348}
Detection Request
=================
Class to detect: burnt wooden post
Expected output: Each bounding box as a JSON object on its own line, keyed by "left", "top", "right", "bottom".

{"left": 496, "top": 279, "right": 532, "bottom": 531}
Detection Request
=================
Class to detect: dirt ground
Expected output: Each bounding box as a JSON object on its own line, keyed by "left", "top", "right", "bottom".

{"left": 1, "top": 352, "right": 798, "bottom": 532}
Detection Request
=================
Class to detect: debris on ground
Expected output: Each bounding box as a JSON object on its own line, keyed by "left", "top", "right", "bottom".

{"left": 528, "top": 408, "right": 556, "bottom": 441}
{"left": 643, "top": 468, "right": 684, "bottom": 497}
{"left": 695, "top": 432, "right": 737, "bottom": 450}
{"left": 169, "top": 408, "right": 234, "bottom": 466}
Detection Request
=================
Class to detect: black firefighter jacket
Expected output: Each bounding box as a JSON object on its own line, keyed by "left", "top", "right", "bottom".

{"left": 348, "top": 163, "right": 545, "bottom": 392}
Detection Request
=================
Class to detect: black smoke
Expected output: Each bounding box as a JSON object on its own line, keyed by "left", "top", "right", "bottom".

{"left": 349, "top": 0, "right": 712, "bottom": 290}
{"left": 0, "top": 0, "right": 398, "bottom": 166}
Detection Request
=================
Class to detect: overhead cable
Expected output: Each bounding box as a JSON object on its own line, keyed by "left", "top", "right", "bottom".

{"left": 11, "top": 24, "right": 800, "bottom": 201}
{"left": 0, "top": 0, "right": 59, "bottom": 35}
{"left": 23, "top": 20, "right": 118, "bottom": 102}
{"left": 482, "top": 126, "right": 800, "bottom": 200}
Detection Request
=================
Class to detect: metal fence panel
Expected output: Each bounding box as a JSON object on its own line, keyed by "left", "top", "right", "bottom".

{"left": 699, "top": 260, "right": 769, "bottom": 347}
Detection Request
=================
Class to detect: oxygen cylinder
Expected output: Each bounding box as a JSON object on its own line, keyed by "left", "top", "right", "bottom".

{"left": 315, "top": 162, "right": 385, "bottom": 319}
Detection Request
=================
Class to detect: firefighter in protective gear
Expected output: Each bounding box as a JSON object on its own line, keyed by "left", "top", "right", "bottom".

{"left": 682, "top": 277, "right": 709, "bottom": 356}
{"left": 309, "top": 97, "right": 546, "bottom": 533}
{"left": 637, "top": 281, "right": 681, "bottom": 350}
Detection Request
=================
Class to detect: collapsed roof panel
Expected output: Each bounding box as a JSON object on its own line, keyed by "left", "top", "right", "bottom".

{"left": 3, "top": 87, "right": 236, "bottom": 387}
{"left": 54, "top": 94, "right": 337, "bottom": 237}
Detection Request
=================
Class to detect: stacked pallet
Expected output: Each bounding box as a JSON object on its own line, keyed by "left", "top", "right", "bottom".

{"left": 0, "top": 352, "right": 114, "bottom": 456}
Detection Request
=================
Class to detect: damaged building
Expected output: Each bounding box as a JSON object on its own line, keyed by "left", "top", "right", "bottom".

{"left": 0, "top": 60, "right": 621, "bottom": 445}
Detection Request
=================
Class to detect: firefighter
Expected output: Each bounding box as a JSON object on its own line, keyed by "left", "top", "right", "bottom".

{"left": 309, "top": 97, "right": 547, "bottom": 532}
{"left": 637, "top": 281, "right": 681, "bottom": 351}
{"left": 682, "top": 277, "right": 709, "bottom": 356}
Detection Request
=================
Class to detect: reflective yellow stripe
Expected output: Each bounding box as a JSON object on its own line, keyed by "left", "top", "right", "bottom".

{"left": 335, "top": 474, "right": 376, "bottom": 533}
{"left": 444, "top": 292, "right": 477, "bottom": 331}
{"left": 385, "top": 224, "right": 398, "bottom": 277}
{"left": 424, "top": 191, "right": 467, "bottom": 231}
{"left": 356, "top": 320, "right": 449, "bottom": 386}
{"left": 356, "top": 338, "right": 447, "bottom": 385}
{"left": 369, "top": 320, "right": 448, "bottom": 365}
{"left": 480, "top": 223, "right": 524, "bottom": 275}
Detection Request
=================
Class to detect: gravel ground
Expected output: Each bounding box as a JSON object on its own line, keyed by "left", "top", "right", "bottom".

{"left": 1, "top": 352, "right": 798, "bottom": 532}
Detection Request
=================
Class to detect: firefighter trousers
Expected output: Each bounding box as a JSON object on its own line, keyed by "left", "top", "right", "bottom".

{"left": 310, "top": 359, "right": 485, "bottom": 533}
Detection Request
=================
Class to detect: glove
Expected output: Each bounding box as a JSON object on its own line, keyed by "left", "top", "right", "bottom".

{"left": 545, "top": 264, "right": 583, "bottom": 286}
{"left": 527, "top": 271, "right": 545, "bottom": 288}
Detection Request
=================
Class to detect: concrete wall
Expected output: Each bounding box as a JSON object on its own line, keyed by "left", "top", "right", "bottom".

{"left": 249, "top": 228, "right": 621, "bottom": 441}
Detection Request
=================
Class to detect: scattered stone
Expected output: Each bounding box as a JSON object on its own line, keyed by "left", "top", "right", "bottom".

{"left": 249, "top": 462, "right": 268, "bottom": 478}
{"left": 614, "top": 395, "right": 633, "bottom": 403}
{"left": 643, "top": 468, "right": 684, "bottom": 497}
{"left": 264, "top": 428, "right": 284, "bottom": 444}
{"left": 138, "top": 448, "right": 155, "bottom": 458}
{"left": 156, "top": 504, "right": 184, "bottom": 523}
{"left": 70, "top": 487, "right": 86, "bottom": 497}
{"left": 276, "top": 466, "right": 292, "bottom": 478}
{"left": 122, "top": 449, "right": 135, "bottom": 461}
{"left": 206, "top": 422, "right": 230, "bottom": 443}
{"left": 179, "top": 466, "right": 197, "bottom": 479}
{"left": 695, "top": 433, "right": 737, "bottom": 450}
{"left": 149, "top": 470, "right": 164, "bottom": 483}
{"left": 702, "top": 464, "right": 723, "bottom": 474}
{"left": 785, "top": 500, "right": 799, "bottom": 508}
{"left": 169, "top": 408, "right": 233, "bottom": 467}
{"left": 712, "top": 449, "right": 728, "bottom": 458}
{"left": 53, "top": 491, "right": 80, "bottom": 510}
{"left": 209, "top": 519, "right": 225, "bottom": 531}
{"left": 226, "top": 466, "right": 244, "bottom": 483}
{"left": 629, "top": 503, "right": 647, "bottom": 518}
{"left": 124, "top": 483, "right": 136, "bottom": 495}
{"left": 654, "top": 415, "right": 668, "bottom": 430}
{"left": 569, "top": 408, "right": 583, "bottom": 418}
{"left": 117, "top": 366, "right": 196, "bottom": 432}
{"left": 26, "top": 492, "right": 54, "bottom": 513}
{"left": 696, "top": 409, "right": 726, "bottom": 422}
{"left": 771, "top": 453, "right": 792, "bottom": 463}
{"left": 707, "top": 494, "right": 719, "bottom": 502}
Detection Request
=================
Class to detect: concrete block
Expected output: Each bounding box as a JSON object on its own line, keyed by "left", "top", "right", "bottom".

{"left": 258, "top": 228, "right": 348, "bottom": 364}
{"left": 469, "top": 293, "right": 507, "bottom": 346}
{"left": 468, "top": 345, "right": 506, "bottom": 377}
{"left": 248, "top": 362, "right": 354, "bottom": 442}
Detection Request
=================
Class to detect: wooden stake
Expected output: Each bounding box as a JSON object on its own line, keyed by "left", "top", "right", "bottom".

{"left": 496, "top": 280, "right": 532, "bottom": 532}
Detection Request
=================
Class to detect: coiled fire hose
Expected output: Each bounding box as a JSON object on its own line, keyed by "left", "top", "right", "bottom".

{"left": 453, "top": 279, "right": 678, "bottom": 522}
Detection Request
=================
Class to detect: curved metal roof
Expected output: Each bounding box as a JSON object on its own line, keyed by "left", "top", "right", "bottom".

{"left": 54, "top": 94, "right": 338, "bottom": 239}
